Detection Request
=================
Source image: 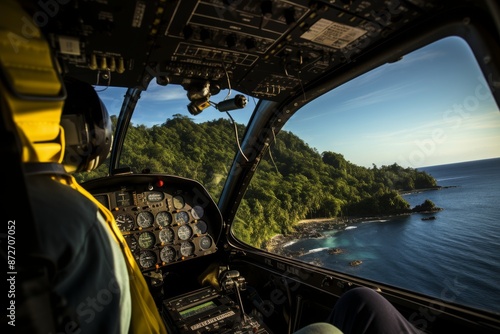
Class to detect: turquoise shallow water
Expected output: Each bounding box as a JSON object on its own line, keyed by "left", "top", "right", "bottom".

{"left": 284, "top": 158, "right": 500, "bottom": 314}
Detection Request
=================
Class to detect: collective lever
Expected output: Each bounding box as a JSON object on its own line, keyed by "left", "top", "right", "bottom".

{"left": 219, "top": 270, "right": 248, "bottom": 322}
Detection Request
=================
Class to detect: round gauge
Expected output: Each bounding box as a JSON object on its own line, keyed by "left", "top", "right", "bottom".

{"left": 194, "top": 220, "right": 208, "bottom": 235}
{"left": 139, "top": 250, "right": 157, "bottom": 269}
{"left": 137, "top": 211, "right": 154, "bottom": 228}
{"left": 115, "top": 214, "right": 134, "bottom": 231}
{"left": 159, "top": 228, "right": 175, "bottom": 243}
{"left": 177, "top": 225, "right": 192, "bottom": 240}
{"left": 156, "top": 211, "right": 172, "bottom": 227}
{"left": 146, "top": 191, "right": 164, "bottom": 202}
{"left": 180, "top": 241, "right": 194, "bottom": 257}
{"left": 174, "top": 211, "right": 189, "bottom": 225}
{"left": 124, "top": 235, "right": 138, "bottom": 252}
{"left": 191, "top": 205, "right": 204, "bottom": 220}
{"left": 199, "top": 236, "right": 213, "bottom": 250}
{"left": 173, "top": 195, "right": 185, "bottom": 209}
{"left": 160, "top": 246, "right": 176, "bottom": 263}
{"left": 138, "top": 231, "right": 156, "bottom": 249}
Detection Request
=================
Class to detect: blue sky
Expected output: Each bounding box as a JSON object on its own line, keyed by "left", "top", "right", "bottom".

{"left": 283, "top": 36, "right": 500, "bottom": 167}
{"left": 98, "top": 84, "right": 254, "bottom": 126}
{"left": 98, "top": 36, "right": 500, "bottom": 168}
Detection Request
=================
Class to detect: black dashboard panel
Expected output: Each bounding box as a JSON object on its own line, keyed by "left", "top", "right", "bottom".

{"left": 82, "top": 174, "right": 222, "bottom": 272}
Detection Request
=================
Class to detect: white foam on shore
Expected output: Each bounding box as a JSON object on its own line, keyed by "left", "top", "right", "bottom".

{"left": 298, "top": 247, "right": 329, "bottom": 256}
{"left": 345, "top": 226, "right": 357, "bottom": 230}
{"left": 282, "top": 240, "right": 298, "bottom": 247}
{"left": 437, "top": 176, "right": 468, "bottom": 181}
{"left": 308, "top": 247, "right": 329, "bottom": 254}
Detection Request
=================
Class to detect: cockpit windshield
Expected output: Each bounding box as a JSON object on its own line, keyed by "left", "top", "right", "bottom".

{"left": 231, "top": 36, "right": 500, "bottom": 313}
{"left": 75, "top": 84, "right": 254, "bottom": 201}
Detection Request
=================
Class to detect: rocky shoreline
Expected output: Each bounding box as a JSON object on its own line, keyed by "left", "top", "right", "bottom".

{"left": 264, "top": 186, "right": 450, "bottom": 257}
{"left": 264, "top": 214, "right": 410, "bottom": 257}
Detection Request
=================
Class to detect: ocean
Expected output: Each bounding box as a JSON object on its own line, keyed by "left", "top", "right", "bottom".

{"left": 283, "top": 157, "right": 500, "bottom": 314}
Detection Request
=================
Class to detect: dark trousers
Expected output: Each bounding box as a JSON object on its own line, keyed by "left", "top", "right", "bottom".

{"left": 328, "top": 287, "right": 423, "bottom": 334}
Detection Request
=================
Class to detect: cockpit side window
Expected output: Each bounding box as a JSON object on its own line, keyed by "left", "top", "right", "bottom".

{"left": 231, "top": 36, "right": 500, "bottom": 314}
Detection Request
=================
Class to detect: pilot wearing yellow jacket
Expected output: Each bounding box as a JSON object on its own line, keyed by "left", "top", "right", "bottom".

{"left": 0, "top": 1, "right": 167, "bottom": 332}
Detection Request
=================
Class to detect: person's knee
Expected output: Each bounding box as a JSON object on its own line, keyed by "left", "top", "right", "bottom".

{"left": 343, "top": 287, "right": 379, "bottom": 301}
{"left": 294, "top": 322, "right": 343, "bottom": 334}
{"left": 336, "top": 287, "right": 383, "bottom": 311}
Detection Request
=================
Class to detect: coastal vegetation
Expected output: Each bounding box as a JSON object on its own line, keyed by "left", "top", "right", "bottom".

{"left": 76, "top": 115, "right": 439, "bottom": 248}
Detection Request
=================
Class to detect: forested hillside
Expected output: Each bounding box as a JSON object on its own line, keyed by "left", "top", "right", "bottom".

{"left": 77, "top": 114, "right": 437, "bottom": 248}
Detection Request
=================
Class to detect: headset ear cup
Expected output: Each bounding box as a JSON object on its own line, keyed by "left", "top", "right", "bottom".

{"left": 61, "top": 77, "right": 112, "bottom": 172}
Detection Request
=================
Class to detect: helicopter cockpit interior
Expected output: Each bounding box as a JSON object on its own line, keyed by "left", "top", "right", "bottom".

{"left": 3, "top": 0, "right": 500, "bottom": 333}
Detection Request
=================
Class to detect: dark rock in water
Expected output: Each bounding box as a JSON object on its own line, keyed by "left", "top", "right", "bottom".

{"left": 349, "top": 260, "right": 362, "bottom": 266}
{"left": 328, "top": 248, "right": 344, "bottom": 254}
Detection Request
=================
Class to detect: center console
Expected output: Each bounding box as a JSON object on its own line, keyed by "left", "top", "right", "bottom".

{"left": 162, "top": 270, "right": 272, "bottom": 333}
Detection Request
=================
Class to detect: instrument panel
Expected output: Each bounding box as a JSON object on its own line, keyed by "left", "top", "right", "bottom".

{"left": 82, "top": 174, "right": 222, "bottom": 272}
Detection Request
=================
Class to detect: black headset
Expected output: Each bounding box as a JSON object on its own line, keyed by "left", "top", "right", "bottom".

{"left": 60, "top": 77, "right": 113, "bottom": 172}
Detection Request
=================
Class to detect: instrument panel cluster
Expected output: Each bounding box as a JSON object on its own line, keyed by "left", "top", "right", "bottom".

{"left": 84, "top": 175, "right": 222, "bottom": 272}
